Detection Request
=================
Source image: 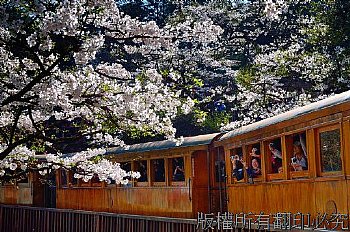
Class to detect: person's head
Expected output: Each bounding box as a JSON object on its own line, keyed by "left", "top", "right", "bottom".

{"left": 233, "top": 157, "right": 243, "bottom": 169}
{"left": 293, "top": 142, "right": 303, "bottom": 160}
{"left": 278, "top": 166, "right": 283, "bottom": 173}
{"left": 230, "top": 155, "right": 238, "bottom": 162}
{"left": 251, "top": 158, "right": 260, "bottom": 169}
{"left": 269, "top": 143, "right": 275, "bottom": 151}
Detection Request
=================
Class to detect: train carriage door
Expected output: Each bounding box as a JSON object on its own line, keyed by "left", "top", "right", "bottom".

{"left": 190, "top": 150, "right": 211, "bottom": 216}
{"left": 210, "top": 146, "right": 227, "bottom": 213}
{"left": 44, "top": 173, "right": 56, "bottom": 208}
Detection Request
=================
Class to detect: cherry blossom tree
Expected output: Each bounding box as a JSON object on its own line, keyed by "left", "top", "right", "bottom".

{"left": 227, "top": 0, "right": 350, "bottom": 129}
{"left": 0, "top": 0, "right": 222, "bottom": 184}
{"left": 150, "top": 0, "right": 350, "bottom": 132}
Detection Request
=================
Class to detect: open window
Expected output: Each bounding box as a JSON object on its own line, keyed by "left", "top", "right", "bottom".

{"left": 134, "top": 160, "right": 148, "bottom": 187}
{"left": 229, "top": 147, "right": 244, "bottom": 184}
{"left": 68, "top": 169, "right": 78, "bottom": 187}
{"left": 119, "top": 162, "right": 132, "bottom": 187}
{"left": 151, "top": 159, "right": 165, "bottom": 186}
{"left": 215, "top": 149, "right": 226, "bottom": 183}
{"left": 286, "top": 132, "right": 309, "bottom": 179}
{"left": 317, "top": 125, "right": 342, "bottom": 176}
{"left": 169, "top": 157, "right": 185, "bottom": 186}
{"left": 245, "top": 143, "right": 262, "bottom": 182}
{"left": 60, "top": 169, "right": 68, "bottom": 188}
{"left": 265, "top": 137, "right": 283, "bottom": 180}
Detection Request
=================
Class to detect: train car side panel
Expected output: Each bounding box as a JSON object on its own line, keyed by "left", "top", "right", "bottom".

{"left": 56, "top": 186, "right": 192, "bottom": 218}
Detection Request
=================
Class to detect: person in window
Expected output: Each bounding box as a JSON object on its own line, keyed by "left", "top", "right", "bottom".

{"left": 269, "top": 142, "right": 283, "bottom": 173}
{"left": 154, "top": 161, "right": 165, "bottom": 182}
{"left": 138, "top": 162, "right": 147, "bottom": 182}
{"left": 242, "top": 158, "right": 262, "bottom": 178}
{"left": 291, "top": 141, "right": 308, "bottom": 171}
{"left": 173, "top": 165, "right": 185, "bottom": 181}
{"left": 231, "top": 155, "right": 244, "bottom": 181}
{"left": 173, "top": 158, "right": 185, "bottom": 181}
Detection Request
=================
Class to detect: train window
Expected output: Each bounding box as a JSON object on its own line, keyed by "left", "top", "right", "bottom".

{"left": 215, "top": 150, "right": 226, "bottom": 182}
{"left": 171, "top": 157, "right": 185, "bottom": 182}
{"left": 319, "top": 126, "right": 342, "bottom": 173}
{"left": 60, "top": 169, "right": 67, "bottom": 187}
{"left": 287, "top": 132, "right": 308, "bottom": 173}
{"left": 230, "top": 147, "right": 244, "bottom": 183}
{"left": 119, "top": 162, "right": 132, "bottom": 187}
{"left": 246, "top": 143, "right": 262, "bottom": 181}
{"left": 152, "top": 159, "right": 165, "bottom": 182}
{"left": 69, "top": 168, "right": 78, "bottom": 186}
{"left": 121, "top": 162, "right": 131, "bottom": 174}
{"left": 135, "top": 160, "right": 148, "bottom": 182}
{"left": 266, "top": 138, "right": 283, "bottom": 174}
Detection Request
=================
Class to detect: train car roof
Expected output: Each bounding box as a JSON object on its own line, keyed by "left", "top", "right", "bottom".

{"left": 219, "top": 90, "right": 350, "bottom": 141}
{"left": 106, "top": 133, "right": 221, "bottom": 155}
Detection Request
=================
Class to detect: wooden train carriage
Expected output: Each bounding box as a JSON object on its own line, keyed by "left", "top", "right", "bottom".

{"left": 56, "top": 133, "right": 223, "bottom": 218}
{"left": 215, "top": 91, "right": 350, "bottom": 220}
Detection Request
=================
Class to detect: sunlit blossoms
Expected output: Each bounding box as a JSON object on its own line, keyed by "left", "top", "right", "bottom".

{"left": 263, "top": 0, "right": 288, "bottom": 20}
{"left": 0, "top": 0, "right": 222, "bottom": 183}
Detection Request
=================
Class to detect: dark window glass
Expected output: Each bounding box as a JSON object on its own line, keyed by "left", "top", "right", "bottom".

{"left": 121, "top": 162, "right": 131, "bottom": 172}
{"left": 152, "top": 159, "right": 165, "bottom": 182}
{"left": 320, "top": 129, "right": 342, "bottom": 172}
{"left": 61, "top": 170, "right": 67, "bottom": 187}
{"left": 215, "top": 147, "right": 226, "bottom": 182}
{"left": 136, "top": 160, "right": 148, "bottom": 182}
{"left": 70, "top": 168, "right": 78, "bottom": 185}
{"left": 172, "top": 157, "right": 185, "bottom": 182}
{"left": 121, "top": 162, "right": 132, "bottom": 180}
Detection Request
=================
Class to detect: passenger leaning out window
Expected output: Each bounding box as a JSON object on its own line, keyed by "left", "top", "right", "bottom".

{"left": 230, "top": 154, "right": 244, "bottom": 181}
{"left": 268, "top": 142, "right": 283, "bottom": 173}
{"left": 291, "top": 141, "right": 308, "bottom": 171}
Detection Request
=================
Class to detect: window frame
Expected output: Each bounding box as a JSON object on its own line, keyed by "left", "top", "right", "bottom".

{"left": 214, "top": 149, "right": 226, "bottom": 184}
{"left": 264, "top": 137, "right": 284, "bottom": 181}
{"left": 151, "top": 158, "right": 166, "bottom": 186}
{"left": 134, "top": 159, "right": 149, "bottom": 187}
{"left": 59, "top": 169, "right": 68, "bottom": 188}
{"left": 244, "top": 142, "right": 263, "bottom": 183}
{"left": 169, "top": 156, "right": 186, "bottom": 187}
{"left": 228, "top": 147, "right": 245, "bottom": 184}
{"left": 316, "top": 123, "right": 343, "bottom": 177}
{"left": 285, "top": 131, "right": 310, "bottom": 179}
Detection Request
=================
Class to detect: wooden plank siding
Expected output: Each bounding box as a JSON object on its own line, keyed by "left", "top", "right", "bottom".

{"left": 55, "top": 148, "right": 213, "bottom": 219}
{"left": 56, "top": 187, "right": 193, "bottom": 218}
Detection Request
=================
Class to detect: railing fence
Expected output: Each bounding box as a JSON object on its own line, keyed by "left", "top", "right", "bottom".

{"left": 0, "top": 204, "right": 199, "bottom": 232}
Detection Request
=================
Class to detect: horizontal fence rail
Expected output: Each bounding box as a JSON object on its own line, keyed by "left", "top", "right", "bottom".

{"left": 0, "top": 204, "right": 199, "bottom": 232}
